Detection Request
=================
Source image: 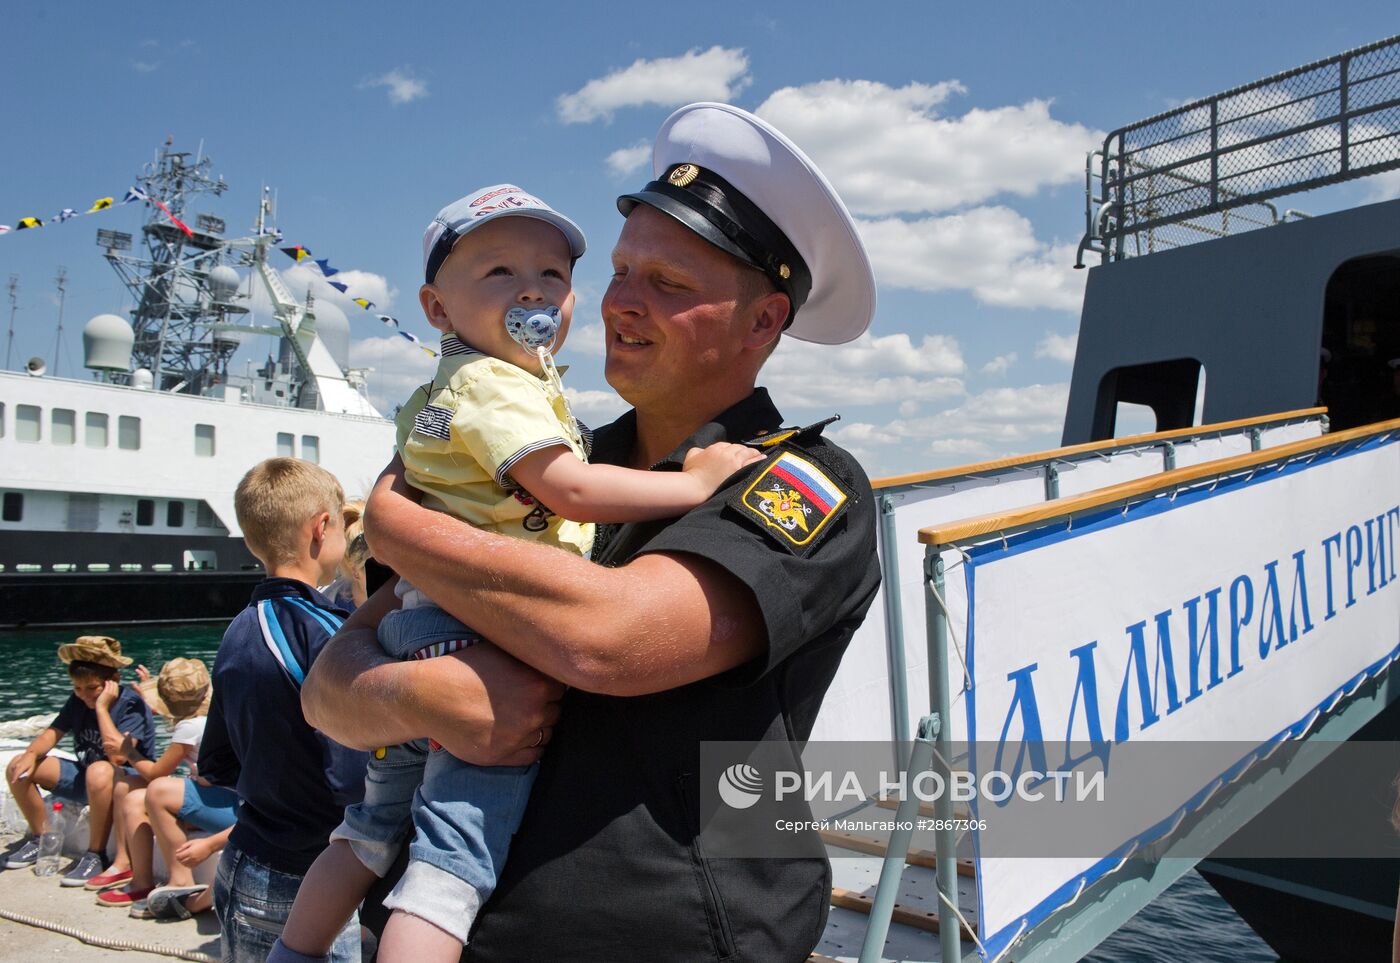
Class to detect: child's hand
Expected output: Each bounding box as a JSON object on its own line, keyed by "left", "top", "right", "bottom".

{"left": 102, "top": 727, "right": 129, "bottom": 759}
{"left": 175, "top": 836, "right": 217, "bottom": 867}
{"left": 134, "top": 664, "right": 151, "bottom": 684}
{"left": 96, "top": 679, "right": 121, "bottom": 709}
{"left": 681, "top": 443, "right": 765, "bottom": 497}
{"left": 5, "top": 751, "right": 36, "bottom": 783}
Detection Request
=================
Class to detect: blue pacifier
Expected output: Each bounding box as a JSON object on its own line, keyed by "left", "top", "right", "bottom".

{"left": 505, "top": 305, "right": 561, "bottom": 350}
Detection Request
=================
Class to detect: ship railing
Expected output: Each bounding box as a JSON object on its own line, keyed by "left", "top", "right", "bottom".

{"left": 866, "top": 406, "right": 1326, "bottom": 750}
{"left": 1080, "top": 34, "right": 1400, "bottom": 265}
{"left": 851, "top": 413, "right": 1400, "bottom": 962}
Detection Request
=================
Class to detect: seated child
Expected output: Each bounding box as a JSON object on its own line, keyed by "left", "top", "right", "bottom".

{"left": 324, "top": 500, "right": 370, "bottom": 612}
{"left": 87, "top": 658, "right": 239, "bottom": 915}
{"left": 3, "top": 636, "right": 155, "bottom": 886}
{"left": 273, "top": 186, "right": 762, "bottom": 962}
{"left": 198, "top": 458, "right": 368, "bottom": 963}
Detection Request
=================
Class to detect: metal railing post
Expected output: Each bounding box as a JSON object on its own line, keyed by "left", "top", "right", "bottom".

{"left": 878, "top": 494, "right": 911, "bottom": 759}
{"left": 856, "top": 712, "right": 939, "bottom": 963}
{"left": 927, "top": 548, "right": 964, "bottom": 963}
{"left": 1044, "top": 462, "right": 1061, "bottom": 501}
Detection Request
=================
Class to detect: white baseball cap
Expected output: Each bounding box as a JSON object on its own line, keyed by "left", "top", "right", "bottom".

{"left": 423, "top": 184, "right": 587, "bottom": 284}
{"left": 618, "top": 103, "right": 876, "bottom": 345}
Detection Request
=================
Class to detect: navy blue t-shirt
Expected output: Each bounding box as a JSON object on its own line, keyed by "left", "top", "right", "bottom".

{"left": 199, "top": 577, "right": 368, "bottom": 875}
{"left": 52, "top": 687, "right": 156, "bottom": 769}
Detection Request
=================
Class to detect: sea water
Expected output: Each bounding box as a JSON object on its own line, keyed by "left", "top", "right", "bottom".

{"left": 0, "top": 624, "right": 1277, "bottom": 960}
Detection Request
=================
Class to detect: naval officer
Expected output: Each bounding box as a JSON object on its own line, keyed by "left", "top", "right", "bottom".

{"left": 304, "top": 101, "right": 882, "bottom": 961}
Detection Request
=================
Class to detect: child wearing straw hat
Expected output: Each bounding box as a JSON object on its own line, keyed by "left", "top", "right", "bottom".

{"left": 88, "top": 658, "right": 239, "bottom": 915}
{"left": 3, "top": 635, "right": 155, "bottom": 886}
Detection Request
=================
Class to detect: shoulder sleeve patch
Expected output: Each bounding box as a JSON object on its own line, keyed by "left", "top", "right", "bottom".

{"left": 412, "top": 403, "right": 453, "bottom": 440}
{"left": 728, "top": 446, "right": 853, "bottom": 556}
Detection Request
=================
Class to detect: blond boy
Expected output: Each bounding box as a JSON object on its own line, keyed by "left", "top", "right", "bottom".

{"left": 197, "top": 457, "right": 367, "bottom": 963}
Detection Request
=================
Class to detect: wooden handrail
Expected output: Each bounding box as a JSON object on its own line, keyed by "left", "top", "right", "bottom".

{"left": 918, "top": 417, "right": 1399, "bottom": 546}
{"left": 872, "top": 407, "right": 1326, "bottom": 491}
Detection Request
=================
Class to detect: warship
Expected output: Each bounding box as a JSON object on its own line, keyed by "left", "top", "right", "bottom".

{"left": 0, "top": 143, "right": 396, "bottom": 628}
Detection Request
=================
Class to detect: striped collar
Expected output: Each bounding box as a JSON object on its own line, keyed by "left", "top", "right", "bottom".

{"left": 440, "top": 334, "right": 482, "bottom": 357}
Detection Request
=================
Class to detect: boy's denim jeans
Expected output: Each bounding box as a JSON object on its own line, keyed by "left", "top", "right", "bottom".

{"left": 213, "top": 842, "right": 359, "bottom": 963}
{"left": 330, "top": 603, "right": 537, "bottom": 944}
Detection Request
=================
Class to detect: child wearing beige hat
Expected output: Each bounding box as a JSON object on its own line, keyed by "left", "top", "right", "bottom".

{"left": 3, "top": 636, "right": 156, "bottom": 887}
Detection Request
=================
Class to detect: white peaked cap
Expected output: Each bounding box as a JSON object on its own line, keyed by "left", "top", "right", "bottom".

{"left": 620, "top": 103, "right": 877, "bottom": 345}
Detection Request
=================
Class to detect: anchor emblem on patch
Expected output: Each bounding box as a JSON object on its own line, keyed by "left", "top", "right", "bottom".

{"left": 731, "top": 448, "right": 851, "bottom": 556}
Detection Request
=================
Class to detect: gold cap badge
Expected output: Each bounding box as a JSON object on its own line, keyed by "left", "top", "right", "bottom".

{"left": 778, "top": 264, "right": 791, "bottom": 280}
{"left": 668, "top": 164, "right": 700, "bottom": 188}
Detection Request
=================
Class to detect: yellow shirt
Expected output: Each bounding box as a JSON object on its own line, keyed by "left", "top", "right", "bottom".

{"left": 396, "top": 335, "right": 593, "bottom": 559}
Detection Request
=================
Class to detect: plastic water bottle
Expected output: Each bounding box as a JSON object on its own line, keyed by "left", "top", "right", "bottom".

{"left": 33, "top": 800, "right": 65, "bottom": 877}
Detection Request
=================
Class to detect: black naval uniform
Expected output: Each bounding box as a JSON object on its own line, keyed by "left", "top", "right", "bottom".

{"left": 464, "top": 387, "right": 881, "bottom": 962}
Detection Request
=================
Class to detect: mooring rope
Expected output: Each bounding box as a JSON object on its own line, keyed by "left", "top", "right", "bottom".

{"left": 0, "top": 905, "right": 217, "bottom": 962}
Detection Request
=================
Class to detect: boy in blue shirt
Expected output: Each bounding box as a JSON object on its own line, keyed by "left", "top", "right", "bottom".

{"left": 3, "top": 635, "right": 155, "bottom": 885}
{"left": 198, "top": 457, "right": 369, "bottom": 962}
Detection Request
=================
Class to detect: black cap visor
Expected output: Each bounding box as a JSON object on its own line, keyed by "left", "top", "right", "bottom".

{"left": 617, "top": 168, "right": 813, "bottom": 330}
{"left": 617, "top": 188, "right": 756, "bottom": 268}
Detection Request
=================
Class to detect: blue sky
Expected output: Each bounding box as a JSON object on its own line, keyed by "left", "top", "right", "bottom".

{"left": 3, "top": 2, "right": 1397, "bottom": 476}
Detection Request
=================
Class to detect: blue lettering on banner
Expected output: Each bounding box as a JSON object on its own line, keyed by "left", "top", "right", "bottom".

{"left": 1115, "top": 611, "right": 1181, "bottom": 740}
{"left": 1184, "top": 588, "right": 1223, "bottom": 701}
{"left": 1322, "top": 531, "right": 1343, "bottom": 619}
{"left": 1288, "top": 549, "right": 1315, "bottom": 641}
{"left": 991, "top": 503, "right": 1399, "bottom": 771}
{"left": 1345, "top": 525, "right": 1363, "bottom": 608}
{"left": 1258, "top": 559, "right": 1288, "bottom": 659}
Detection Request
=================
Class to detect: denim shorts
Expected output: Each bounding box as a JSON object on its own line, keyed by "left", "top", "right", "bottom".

{"left": 332, "top": 602, "right": 536, "bottom": 943}
{"left": 50, "top": 758, "right": 88, "bottom": 804}
{"left": 178, "top": 779, "right": 240, "bottom": 833}
{"left": 213, "top": 842, "right": 359, "bottom": 963}
{"left": 48, "top": 758, "right": 140, "bottom": 803}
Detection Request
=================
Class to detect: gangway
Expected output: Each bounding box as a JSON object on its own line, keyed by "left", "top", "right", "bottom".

{"left": 804, "top": 412, "right": 1399, "bottom": 962}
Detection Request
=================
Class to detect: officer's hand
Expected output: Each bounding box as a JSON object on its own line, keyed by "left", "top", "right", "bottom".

{"left": 681, "top": 442, "right": 765, "bottom": 497}
{"left": 416, "top": 642, "right": 564, "bottom": 767}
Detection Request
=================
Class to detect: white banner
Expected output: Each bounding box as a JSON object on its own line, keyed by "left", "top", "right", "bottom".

{"left": 961, "top": 435, "right": 1400, "bottom": 958}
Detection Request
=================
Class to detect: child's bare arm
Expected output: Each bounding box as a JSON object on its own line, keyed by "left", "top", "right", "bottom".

{"left": 509, "top": 442, "right": 764, "bottom": 524}
{"left": 94, "top": 682, "right": 129, "bottom": 763}
{"left": 120, "top": 740, "right": 187, "bottom": 781}
{"left": 5, "top": 727, "right": 61, "bottom": 782}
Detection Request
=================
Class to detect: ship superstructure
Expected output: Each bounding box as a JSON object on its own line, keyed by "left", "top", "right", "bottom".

{"left": 0, "top": 143, "right": 396, "bottom": 627}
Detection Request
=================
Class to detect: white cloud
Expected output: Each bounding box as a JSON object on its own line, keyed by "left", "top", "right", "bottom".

{"left": 132, "top": 61, "right": 160, "bottom": 73}
{"left": 565, "top": 388, "right": 629, "bottom": 426}
{"left": 831, "top": 382, "right": 1069, "bottom": 474}
{"left": 857, "top": 207, "right": 1086, "bottom": 311}
{"left": 606, "top": 141, "right": 651, "bottom": 178}
{"left": 755, "top": 79, "right": 1101, "bottom": 216}
{"left": 1365, "top": 169, "right": 1400, "bottom": 204}
{"left": 898, "top": 399, "right": 919, "bottom": 418}
{"left": 1035, "top": 331, "right": 1078, "bottom": 363}
{"left": 361, "top": 68, "right": 428, "bottom": 105}
{"left": 349, "top": 336, "right": 436, "bottom": 414}
{"left": 557, "top": 47, "right": 750, "bottom": 124}
{"left": 564, "top": 321, "right": 608, "bottom": 358}
{"left": 282, "top": 263, "right": 397, "bottom": 315}
{"left": 764, "top": 330, "right": 966, "bottom": 410}
{"left": 981, "top": 352, "right": 1017, "bottom": 376}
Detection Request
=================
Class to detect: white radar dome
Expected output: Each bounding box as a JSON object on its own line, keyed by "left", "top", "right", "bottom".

{"left": 207, "top": 265, "right": 241, "bottom": 299}
{"left": 131, "top": 368, "right": 154, "bottom": 390}
{"left": 83, "top": 314, "right": 135, "bottom": 372}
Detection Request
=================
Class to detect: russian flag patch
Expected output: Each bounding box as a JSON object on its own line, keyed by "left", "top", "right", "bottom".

{"left": 732, "top": 448, "right": 851, "bottom": 555}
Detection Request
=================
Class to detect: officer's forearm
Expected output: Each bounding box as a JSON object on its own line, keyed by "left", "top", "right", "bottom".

{"left": 366, "top": 470, "right": 763, "bottom": 695}
{"left": 302, "top": 625, "right": 428, "bottom": 750}
{"left": 367, "top": 476, "right": 628, "bottom": 688}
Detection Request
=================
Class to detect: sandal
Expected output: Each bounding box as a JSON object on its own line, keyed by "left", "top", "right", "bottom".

{"left": 144, "top": 884, "right": 207, "bottom": 921}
